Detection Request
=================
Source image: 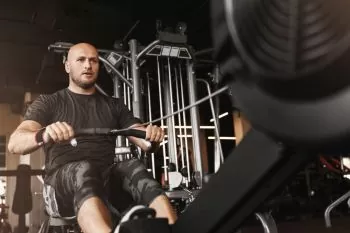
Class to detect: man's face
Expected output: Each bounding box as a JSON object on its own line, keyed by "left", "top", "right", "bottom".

{"left": 66, "top": 45, "right": 99, "bottom": 89}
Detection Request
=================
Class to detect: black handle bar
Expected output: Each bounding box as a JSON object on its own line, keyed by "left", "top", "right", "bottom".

{"left": 74, "top": 128, "right": 146, "bottom": 139}
{"left": 70, "top": 128, "right": 148, "bottom": 147}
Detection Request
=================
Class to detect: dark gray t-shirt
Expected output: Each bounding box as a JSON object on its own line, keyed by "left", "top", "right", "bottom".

{"left": 24, "top": 88, "right": 140, "bottom": 174}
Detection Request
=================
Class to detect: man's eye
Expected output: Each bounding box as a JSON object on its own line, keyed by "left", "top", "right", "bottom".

{"left": 77, "top": 58, "right": 85, "bottom": 62}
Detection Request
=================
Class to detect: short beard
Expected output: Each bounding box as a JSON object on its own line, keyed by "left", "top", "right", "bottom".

{"left": 71, "top": 75, "right": 96, "bottom": 89}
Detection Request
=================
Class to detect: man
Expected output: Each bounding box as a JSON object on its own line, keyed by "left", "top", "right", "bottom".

{"left": 8, "top": 43, "right": 177, "bottom": 233}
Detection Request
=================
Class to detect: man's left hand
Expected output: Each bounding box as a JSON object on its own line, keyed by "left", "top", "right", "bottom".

{"left": 145, "top": 125, "right": 164, "bottom": 143}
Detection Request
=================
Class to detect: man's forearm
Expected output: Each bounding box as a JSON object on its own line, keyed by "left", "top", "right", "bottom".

{"left": 8, "top": 129, "right": 41, "bottom": 155}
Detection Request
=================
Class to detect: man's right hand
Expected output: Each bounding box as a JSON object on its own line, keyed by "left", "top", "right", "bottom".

{"left": 43, "top": 121, "right": 74, "bottom": 143}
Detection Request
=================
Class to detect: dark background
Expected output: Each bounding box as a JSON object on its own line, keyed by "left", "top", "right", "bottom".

{"left": 0, "top": 0, "right": 213, "bottom": 102}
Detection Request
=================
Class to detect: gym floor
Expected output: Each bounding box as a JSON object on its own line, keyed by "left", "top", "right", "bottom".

{"left": 242, "top": 217, "right": 349, "bottom": 233}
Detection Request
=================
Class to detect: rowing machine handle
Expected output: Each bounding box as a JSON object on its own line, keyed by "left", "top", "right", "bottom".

{"left": 117, "top": 129, "right": 146, "bottom": 138}
{"left": 70, "top": 128, "right": 150, "bottom": 148}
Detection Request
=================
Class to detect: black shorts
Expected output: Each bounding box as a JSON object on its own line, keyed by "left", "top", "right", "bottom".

{"left": 43, "top": 159, "right": 164, "bottom": 218}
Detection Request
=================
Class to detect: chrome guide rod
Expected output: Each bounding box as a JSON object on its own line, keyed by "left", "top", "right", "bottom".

{"left": 157, "top": 57, "right": 168, "bottom": 182}
{"left": 126, "top": 59, "right": 131, "bottom": 147}
{"left": 163, "top": 58, "right": 177, "bottom": 172}
{"left": 147, "top": 73, "right": 156, "bottom": 179}
{"left": 197, "top": 79, "right": 224, "bottom": 165}
{"left": 214, "top": 65, "right": 222, "bottom": 172}
{"left": 126, "top": 59, "right": 132, "bottom": 111}
{"left": 179, "top": 63, "right": 191, "bottom": 183}
{"left": 174, "top": 64, "right": 185, "bottom": 170}
{"left": 167, "top": 57, "right": 179, "bottom": 171}
{"left": 122, "top": 62, "right": 128, "bottom": 147}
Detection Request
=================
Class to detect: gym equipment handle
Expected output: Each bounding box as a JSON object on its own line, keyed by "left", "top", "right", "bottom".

{"left": 74, "top": 128, "right": 146, "bottom": 137}
{"left": 70, "top": 128, "right": 148, "bottom": 147}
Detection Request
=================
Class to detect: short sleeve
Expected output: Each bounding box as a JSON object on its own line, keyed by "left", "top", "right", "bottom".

{"left": 114, "top": 98, "right": 142, "bottom": 129}
{"left": 23, "top": 95, "right": 53, "bottom": 126}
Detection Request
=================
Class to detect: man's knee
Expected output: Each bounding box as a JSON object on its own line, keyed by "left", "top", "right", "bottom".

{"left": 149, "top": 194, "right": 177, "bottom": 224}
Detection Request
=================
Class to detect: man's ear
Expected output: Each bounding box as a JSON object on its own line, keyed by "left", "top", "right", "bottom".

{"left": 65, "top": 62, "right": 70, "bottom": 74}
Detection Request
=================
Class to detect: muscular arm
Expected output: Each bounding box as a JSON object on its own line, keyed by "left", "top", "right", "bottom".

{"left": 8, "top": 120, "right": 43, "bottom": 155}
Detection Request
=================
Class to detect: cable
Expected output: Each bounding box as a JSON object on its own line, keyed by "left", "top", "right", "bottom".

{"left": 115, "top": 85, "right": 229, "bottom": 133}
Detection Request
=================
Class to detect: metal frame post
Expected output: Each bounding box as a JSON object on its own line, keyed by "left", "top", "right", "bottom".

{"left": 129, "top": 39, "right": 143, "bottom": 120}
{"left": 113, "top": 74, "right": 126, "bottom": 148}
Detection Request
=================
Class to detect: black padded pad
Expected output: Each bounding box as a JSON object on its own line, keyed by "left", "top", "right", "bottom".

{"left": 12, "top": 164, "right": 32, "bottom": 215}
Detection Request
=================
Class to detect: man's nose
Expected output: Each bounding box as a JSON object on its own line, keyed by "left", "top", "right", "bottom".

{"left": 84, "top": 60, "right": 92, "bottom": 69}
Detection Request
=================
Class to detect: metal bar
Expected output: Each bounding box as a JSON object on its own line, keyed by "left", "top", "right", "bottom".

{"left": 126, "top": 59, "right": 131, "bottom": 147}
{"left": 163, "top": 58, "right": 177, "bottom": 170}
{"left": 213, "top": 65, "right": 222, "bottom": 172}
{"left": 99, "top": 56, "right": 133, "bottom": 89}
{"left": 126, "top": 60, "right": 132, "bottom": 110}
{"left": 136, "top": 40, "right": 160, "bottom": 63}
{"left": 48, "top": 43, "right": 131, "bottom": 61}
{"left": 157, "top": 57, "right": 168, "bottom": 182}
{"left": 197, "top": 79, "right": 224, "bottom": 164}
{"left": 129, "top": 39, "right": 143, "bottom": 120}
{"left": 175, "top": 64, "right": 185, "bottom": 170}
{"left": 255, "top": 212, "right": 278, "bottom": 233}
{"left": 95, "top": 84, "right": 109, "bottom": 97}
{"left": 48, "top": 43, "right": 119, "bottom": 54}
{"left": 146, "top": 73, "right": 156, "bottom": 179}
{"left": 179, "top": 63, "right": 191, "bottom": 183}
{"left": 113, "top": 76, "right": 121, "bottom": 98}
{"left": 162, "top": 126, "right": 215, "bottom": 129}
{"left": 324, "top": 190, "right": 350, "bottom": 228}
{"left": 195, "top": 59, "right": 216, "bottom": 64}
{"left": 0, "top": 169, "right": 45, "bottom": 176}
{"left": 186, "top": 60, "right": 203, "bottom": 187}
{"left": 167, "top": 57, "right": 179, "bottom": 171}
{"left": 123, "top": 62, "right": 127, "bottom": 106}
{"left": 122, "top": 20, "right": 140, "bottom": 42}
{"left": 194, "top": 48, "right": 214, "bottom": 57}
{"left": 173, "top": 129, "right": 314, "bottom": 233}
{"left": 119, "top": 61, "right": 128, "bottom": 149}
{"left": 113, "top": 68, "right": 125, "bottom": 148}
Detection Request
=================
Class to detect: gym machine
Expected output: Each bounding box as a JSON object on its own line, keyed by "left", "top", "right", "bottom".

{"left": 173, "top": 0, "right": 350, "bottom": 233}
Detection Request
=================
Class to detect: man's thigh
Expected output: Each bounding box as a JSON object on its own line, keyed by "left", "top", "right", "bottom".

{"left": 43, "top": 161, "right": 106, "bottom": 217}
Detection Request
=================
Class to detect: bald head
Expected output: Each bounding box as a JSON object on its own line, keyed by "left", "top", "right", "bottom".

{"left": 67, "top": 43, "right": 98, "bottom": 62}
{"left": 65, "top": 43, "right": 99, "bottom": 91}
